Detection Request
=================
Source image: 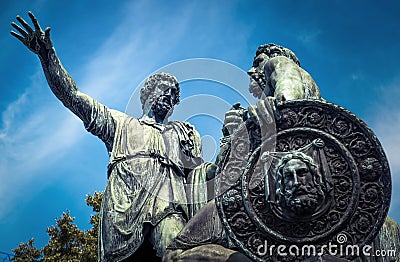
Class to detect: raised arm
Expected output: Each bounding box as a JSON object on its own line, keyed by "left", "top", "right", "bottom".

{"left": 11, "top": 12, "right": 116, "bottom": 151}
{"left": 11, "top": 12, "right": 78, "bottom": 107}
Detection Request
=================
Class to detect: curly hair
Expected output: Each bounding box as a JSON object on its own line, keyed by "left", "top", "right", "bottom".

{"left": 248, "top": 44, "right": 301, "bottom": 98}
{"left": 254, "top": 43, "right": 300, "bottom": 67}
{"left": 140, "top": 72, "right": 180, "bottom": 110}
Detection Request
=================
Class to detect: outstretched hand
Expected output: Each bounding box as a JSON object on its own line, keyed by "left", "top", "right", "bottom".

{"left": 11, "top": 11, "right": 53, "bottom": 57}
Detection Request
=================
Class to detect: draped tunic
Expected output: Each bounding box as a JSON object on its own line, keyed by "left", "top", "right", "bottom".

{"left": 95, "top": 112, "right": 203, "bottom": 261}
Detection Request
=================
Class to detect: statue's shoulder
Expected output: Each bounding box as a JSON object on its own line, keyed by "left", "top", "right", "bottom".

{"left": 109, "top": 109, "right": 139, "bottom": 124}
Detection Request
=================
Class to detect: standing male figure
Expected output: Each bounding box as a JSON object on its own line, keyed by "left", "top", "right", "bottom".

{"left": 11, "top": 12, "right": 205, "bottom": 261}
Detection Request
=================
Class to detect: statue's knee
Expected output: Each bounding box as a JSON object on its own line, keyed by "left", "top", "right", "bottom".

{"left": 152, "top": 214, "right": 186, "bottom": 257}
{"left": 162, "top": 249, "right": 183, "bottom": 262}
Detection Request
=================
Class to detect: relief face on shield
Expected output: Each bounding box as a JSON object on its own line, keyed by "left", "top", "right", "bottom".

{"left": 275, "top": 152, "right": 326, "bottom": 216}
{"left": 261, "top": 138, "right": 334, "bottom": 221}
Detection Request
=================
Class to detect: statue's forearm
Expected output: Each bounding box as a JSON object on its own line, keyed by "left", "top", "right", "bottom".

{"left": 39, "top": 47, "right": 79, "bottom": 110}
{"left": 37, "top": 47, "right": 116, "bottom": 152}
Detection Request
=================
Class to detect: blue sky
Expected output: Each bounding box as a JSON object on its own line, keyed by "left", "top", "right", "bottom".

{"left": 1, "top": 0, "right": 400, "bottom": 254}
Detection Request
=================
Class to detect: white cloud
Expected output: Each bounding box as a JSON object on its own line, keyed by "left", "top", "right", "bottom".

{"left": 0, "top": 89, "right": 28, "bottom": 141}
{"left": 368, "top": 75, "right": 400, "bottom": 219}
{"left": 0, "top": 0, "right": 198, "bottom": 219}
{"left": 297, "top": 29, "right": 322, "bottom": 45}
{"left": 73, "top": 0, "right": 196, "bottom": 108}
{"left": 373, "top": 112, "right": 400, "bottom": 218}
{"left": 373, "top": 113, "right": 400, "bottom": 171}
{"left": 0, "top": 72, "right": 84, "bottom": 216}
{"left": 370, "top": 77, "right": 400, "bottom": 172}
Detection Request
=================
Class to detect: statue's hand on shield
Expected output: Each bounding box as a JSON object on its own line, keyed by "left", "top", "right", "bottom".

{"left": 11, "top": 11, "right": 53, "bottom": 59}
{"left": 222, "top": 102, "right": 248, "bottom": 136}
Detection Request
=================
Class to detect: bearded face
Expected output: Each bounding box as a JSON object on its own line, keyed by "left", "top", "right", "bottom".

{"left": 283, "top": 183, "right": 322, "bottom": 215}
{"left": 278, "top": 158, "right": 324, "bottom": 215}
{"left": 149, "top": 85, "right": 179, "bottom": 123}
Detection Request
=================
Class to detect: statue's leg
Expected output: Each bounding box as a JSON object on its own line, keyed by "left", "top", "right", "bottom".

{"left": 150, "top": 213, "right": 186, "bottom": 258}
{"left": 162, "top": 200, "right": 252, "bottom": 261}
{"left": 163, "top": 244, "right": 252, "bottom": 261}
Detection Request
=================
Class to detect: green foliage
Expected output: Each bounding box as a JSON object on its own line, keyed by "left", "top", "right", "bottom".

{"left": 81, "top": 192, "right": 102, "bottom": 262}
{"left": 11, "top": 238, "right": 41, "bottom": 262}
{"left": 12, "top": 192, "right": 103, "bottom": 262}
{"left": 42, "top": 210, "right": 85, "bottom": 262}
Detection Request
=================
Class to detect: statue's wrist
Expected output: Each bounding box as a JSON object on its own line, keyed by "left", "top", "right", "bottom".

{"left": 38, "top": 46, "right": 54, "bottom": 67}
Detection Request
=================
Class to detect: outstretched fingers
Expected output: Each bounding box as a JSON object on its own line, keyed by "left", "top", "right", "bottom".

{"left": 28, "top": 11, "right": 42, "bottom": 32}
{"left": 10, "top": 30, "right": 24, "bottom": 42}
{"left": 10, "top": 13, "right": 34, "bottom": 43}
{"left": 11, "top": 21, "right": 28, "bottom": 37}
{"left": 16, "top": 15, "right": 33, "bottom": 33}
{"left": 11, "top": 12, "right": 53, "bottom": 54}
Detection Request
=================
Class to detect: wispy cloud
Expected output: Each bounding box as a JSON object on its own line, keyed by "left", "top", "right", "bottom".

{"left": 0, "top": 72, "right": 84, "bottom": 217}
{"left": 370, "top": 76, "right": 400, "bottom": 171}
{"left": 75, "top": 0, "right": 196, "bottom": 108}
{"left": 297, "top": 29, "right": 322, "bottom": 45}
{"left": 368, "top": 75, "right": 400, "bottom": 219}
{"left": 0, "top": 87, "right": 29, "bottom": 141}
{"left": 0, "top": 0, "right": 198, "bottom": 219}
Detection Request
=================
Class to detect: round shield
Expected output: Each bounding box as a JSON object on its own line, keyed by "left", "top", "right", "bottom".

{"left": 216, "top": 100, "right": 391, "bottom": 261}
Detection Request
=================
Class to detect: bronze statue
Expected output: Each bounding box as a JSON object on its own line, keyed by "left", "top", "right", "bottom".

{"left": 11, "top": 12, "right": 209, "bottom": 261}
{"left": 220, "top": 43, "right": 324, "bottom": 152}
{"left": 166, "top": 43, "right": 394, "bottom": 261}
{"left": 260, "top": 138, "right": 334, "bottom": 221}
{"left": 11, "top": 12, "right": 397, "bottom": 261}
{"left": 248, "top": 43, "right": 322, "bottom": 102}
